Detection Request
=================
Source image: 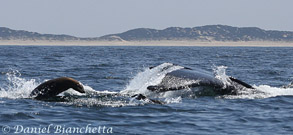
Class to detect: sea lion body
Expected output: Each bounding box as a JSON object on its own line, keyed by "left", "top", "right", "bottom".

{"left": 30, "top": 77, "right": 85, "bottom": 100}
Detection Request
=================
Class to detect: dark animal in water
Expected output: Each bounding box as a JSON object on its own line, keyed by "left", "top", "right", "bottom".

{"left": 30, "top": 77, "right": 85, "bottom": 100}
{"left": 147, "top": 64, "right": 254, "bottom": 95}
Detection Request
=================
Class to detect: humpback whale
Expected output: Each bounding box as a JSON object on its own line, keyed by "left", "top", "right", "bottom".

{"left": 147, "top": 64, "right": 254, "bottom": 95}
{"left": 30, "top": 77, "right": 85, "bottom": 100}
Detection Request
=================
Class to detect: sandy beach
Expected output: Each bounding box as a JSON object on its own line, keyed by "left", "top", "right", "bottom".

{"left": 1, "top": 40, "right": 293, "bottom": 47}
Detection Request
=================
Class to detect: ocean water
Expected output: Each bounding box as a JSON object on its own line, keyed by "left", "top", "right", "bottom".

{"left": 1, "top": 46, "right": 293, "bottom": 135}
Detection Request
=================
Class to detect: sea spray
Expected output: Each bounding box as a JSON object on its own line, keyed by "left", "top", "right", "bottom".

{"left": 121, "top": 63, "right": 183, "bottom": 96}
{"left": 0, "top": 70, "right": 38, "bottom": 99}
{"left": 213, "top": 65, "right": 231, "bottom": 89}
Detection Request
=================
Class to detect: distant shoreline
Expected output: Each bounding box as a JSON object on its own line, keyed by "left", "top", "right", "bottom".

{"left": 1, "top": 40, "right": 293, "bottom": 47}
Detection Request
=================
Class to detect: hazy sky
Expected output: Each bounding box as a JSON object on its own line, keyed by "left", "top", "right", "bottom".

{"left": 0, "top": 0, "right": 292, "bottom": 37}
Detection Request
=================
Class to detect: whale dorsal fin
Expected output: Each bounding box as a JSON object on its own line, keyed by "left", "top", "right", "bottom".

{"left": 229, "top": 77, "right": 254, "bottom": 89}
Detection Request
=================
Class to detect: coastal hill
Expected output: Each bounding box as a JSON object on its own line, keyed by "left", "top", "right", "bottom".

{"left": 1, "top": 25, "right": 293, "bottom": 42}
{"left": 0, "top": 27, "right": 80, "bottom": 41}
{"left": 100, "top": 25, "right": 293, "bottom": 41}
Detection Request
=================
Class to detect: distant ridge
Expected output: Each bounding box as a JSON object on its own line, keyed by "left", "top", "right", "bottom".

{"left": 0, "top": 27, "right": 79, "bottom": 41}
{"left": 100, "top": 25, "right": 293, "bottom": 42}
{"left": 1, "top": 25, "right": 293, "bottom": 42}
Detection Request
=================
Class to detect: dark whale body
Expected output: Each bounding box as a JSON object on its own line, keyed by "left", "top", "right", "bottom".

{"left": 147, "top": 65, "right": 254, "bottom": 95}
{"left": 30, "top": 77, "right": 85, "bottom": 100}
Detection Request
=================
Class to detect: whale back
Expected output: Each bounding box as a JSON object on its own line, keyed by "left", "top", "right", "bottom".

{"left": 147, "top": 68, "right": 225, "bottom": 92}
{"left": 147, "top": 67, "right": 254, "bottom": 95}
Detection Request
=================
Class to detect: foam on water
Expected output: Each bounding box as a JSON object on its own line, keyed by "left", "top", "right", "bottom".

{"left": 59, "top": 85, "right": 117, "bottom": 97}
{"left": 224, "top": 85, "right": 293, "bottom": 99}
{"left": 256, "top": 85, "right": 293, "bottom": 97}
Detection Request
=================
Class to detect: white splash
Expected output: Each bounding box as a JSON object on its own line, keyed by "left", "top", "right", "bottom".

{"left": 120, "top": 63, "right": 185, "bottom": 103}
{"left": 213, "top": 67, "right": 293, "bottom": 99}
{"left": 121, "top": 63, "right": 183, "bottom": 96}
{"left": 59, "top": 85, "right": 117, "bottom": 97}
{"left": 213, "top": 65, "right": 231, "bottom": 88}
{"left": 0, "top": 70, "right": 98, "bottom": 99}
{"left": 0, "top": 70, "right": 38, "bottom": 99}
{"left": 164, "top": 97, "right": 182, "bottom": 104}
{"left": 256, "top": 85, "right": 293, "bottom": 97}
{"left": 222, "top": 85, "right": 293, "bottom": 99}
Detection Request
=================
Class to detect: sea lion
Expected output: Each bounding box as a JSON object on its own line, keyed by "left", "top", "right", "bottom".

{"left": 30, "top": 77, "right": 85, "bottom": 100}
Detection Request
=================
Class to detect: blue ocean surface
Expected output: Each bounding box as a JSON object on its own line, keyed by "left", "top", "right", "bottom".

{"left": 1, "top": 46, "right": 293, "bottom": 135}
